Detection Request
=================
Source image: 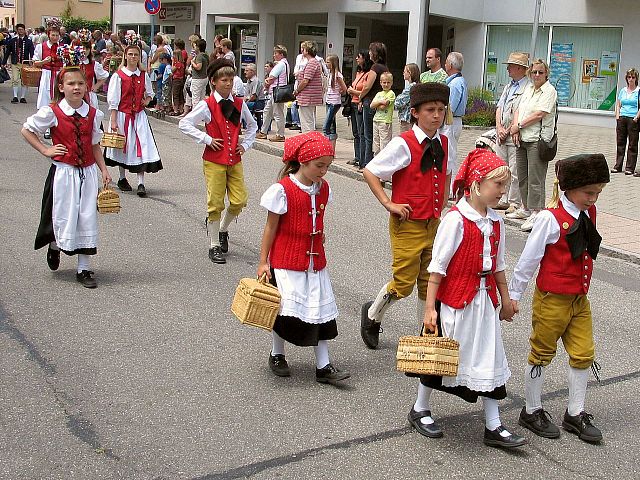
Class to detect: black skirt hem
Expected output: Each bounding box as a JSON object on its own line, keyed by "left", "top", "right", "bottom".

{"left": 104, "top": 156, "right": 164, "bottom": 173}
{"left": 273, "top": 316, "right": 338, "bottom": 347}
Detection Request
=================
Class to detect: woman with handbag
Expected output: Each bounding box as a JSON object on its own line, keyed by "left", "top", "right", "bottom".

{"left": 510, "top": 59, "right": 558, "bottom": 232}
{"left": 346, "top": 50, "right": 372, "bottom": 167}
{"left": 256, "top": 45, "right": 290, "bottom": 142}
{"left": 612, "top": 68, "right": 640, "bottom": 175}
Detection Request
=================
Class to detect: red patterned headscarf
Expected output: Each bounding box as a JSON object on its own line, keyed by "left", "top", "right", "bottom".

{"left": 283, "top": 131, "right": 335, "bottom": 164}
{"left": 453, "top": 148, "right": 507, "bottom": 198}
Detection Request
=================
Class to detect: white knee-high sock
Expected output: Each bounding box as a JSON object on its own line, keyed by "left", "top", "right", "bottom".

{"left": 119, "top": 167, "right": 126, "bottom": 180}
{"left": 49, "top": 241, "right": 59, "bottom": 251}
{"left": 77, "top": 254, "right": 91, "bottom": 273}
{"left": 13, "top": 86, "right": 19, "bottom": 98}
{"left": 314, "top": 340, "right": 330, "bottom": 369}
{"left": 20, "top": 86, "right": 28, "bottom": 98}
{"left": 525, "top": 364, "right": 545, "bottom": 414}
{"left": 137, "top": 173, "right": 145, "bottom": 186}
{"left": 367, "top": 283, "right": 396, "bottom": 322}
{"left": 271, "top": 331, "right": 286, "bottom": 356}
{"left": 568, "top": 366, "right": 589, "bottom": 416}
{"left": 209, "top": 220, "right": 221, "bottom": 247}
{"left": 220, "top": 210, "right": 237, "bottom": 232}
{"left": 414, "top": 383, "right": 435, "bottom": 424}
{"left": 482, "top": 397, "right": 502, "bottom": 431}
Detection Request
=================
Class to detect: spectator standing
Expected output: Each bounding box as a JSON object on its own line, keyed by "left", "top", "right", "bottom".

{"left": 244, "top": 63, "right": 265, "bottom": 130}
{"left": 189, "top": 39, "right": 209, "bottom": 106}
{"left": 169, "top": 48, "right": 186, "bottom": 115}
{"left": 612, "top": 68, "right": 640, "bottom": 175}
{"left": 293, "top": 41, "right": 324, "bottom": 133}
{"left": 256, "top": 45, "right": 290, "bottom": 142}
{"left": 346, "top": 50, "right": 372, "bottom": 167}
{"left": 442, "top": 51, "right": 468, "bottom": 182}
{"left": 395, "top": 63, "right": 420, "bottom": 133}
{"left": 220, "top": 38, "right": 236, "bottom": 69}
{"left": 2, "top": 23, "right": 34, "bottom": 103}
{"left": 93, "top": 30, "right": 107, "bottom": 54}
{"left": 59, "top": 26, "right": 71, "bottom": 45}
{"left": 322, "top": 54, "right": 347, "bottom": 148}
{"left": 420, "top": 48, "right": 447, "bottom": 84}
{"left": 371, "top": 72, "right": 395, "bottom": 154}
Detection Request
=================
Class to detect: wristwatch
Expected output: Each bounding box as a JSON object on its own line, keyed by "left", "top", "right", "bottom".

{"left": 517, "top": 122, "right": 523, "bottom": 130}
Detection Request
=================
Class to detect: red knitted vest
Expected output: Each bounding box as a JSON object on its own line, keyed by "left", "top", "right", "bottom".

{"left": 80, "top": 61, "right": 96, "bottom": 91}
{"left": 41, "top": 42, "right": 62, "bottom": 71}
{"left": 437, "top": 206, "right": 500, "bottom": 308}
{"left": 269, "top": 177, "right": 329, "bottom": 272}
{"left": 203, "top": 96, "right": 243, "bottom": 166}
{"left": 50, "top": 103, "right": 97, "bottom": 167}
{"left": 537, "top": 201, "right": 596, "bottom": 295}
{"left": 391, "top": 130, "right": 448, "bottom": 220}
{"left": 116, "top": 69, "right": 146, "bottom": 114}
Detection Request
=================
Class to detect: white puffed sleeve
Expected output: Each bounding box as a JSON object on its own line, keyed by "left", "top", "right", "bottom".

{"left": 23, "top": 106, "right": 57, "bottom": 134}
{"left": 92, "top": 109, "right": 105, "bottom": 145}
{"left": 107, "top": 71, "right": 122, "bottom": 110}
{"left": 427, "top": 210, "right": 464, "bottom": 275}
{"left": 94, "top": 61, "right": 109, "bottom": 80}
{"left": 495, "top": 218, "right": 506, "bottom": 273}
{"left": 260, "top": 184, "right": 287, "bottom": 215}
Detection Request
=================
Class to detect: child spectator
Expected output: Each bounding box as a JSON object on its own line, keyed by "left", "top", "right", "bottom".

{"left": 371, "top": 72, "right": 395, "bottom": 154}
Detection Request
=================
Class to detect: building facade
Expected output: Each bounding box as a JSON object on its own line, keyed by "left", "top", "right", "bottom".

{"left": 16, "top": 0, "right": 111, "bottom": 29}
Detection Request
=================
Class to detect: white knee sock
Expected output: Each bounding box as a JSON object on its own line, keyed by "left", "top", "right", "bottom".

{"left": 77, "top": 254, "right": 90, "bottom": 273}
{"left": 568, "top": 366, "right": 589, "bottom": 416}
{"left": 416, "top": 298, "right": 426, "bottom": 324}
{"left": 119, "top": 167, "right": 126, "bottom": 180}
{"left": 271, "top": 331, "right": 286, "bottom": 356}
{"left": 414, "top": 383, "right": 434, "bottom": 424}
{"left": 367, "top": 283, "right": 396, "bottom": 322}
{"left": 20, "top": 86, "right": 28, "bottom": 98}
{"left": 220, "top": 210, "right": 237, "bottom": 232}
{"left": 482, "top": 397, "right": 502, "bottom": 431}
{"left": 13, "top": 86, "right": 18, "bottom": 97}
{"left": 314, "top": 340, "right": 330, "bottom": 369}
{"left": 208, "top": 220, "right": 221, "bottom": 247}
{"left": 525, "top": 364, "right": 545, "bottom": 414}
{"left": 137, "top": 173, "right": 145, "bottom": 186}
{"left": 49, "top": 241, "right": 59, "bottom": 251}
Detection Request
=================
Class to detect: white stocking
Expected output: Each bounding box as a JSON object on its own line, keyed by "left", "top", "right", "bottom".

{"left": 208, "top": 220, "right": 221, "bottom": 247}
{"left": 414, "top": 383, "right": 434, "bottom": 425}
{"left": 118, "top": 167, "right": 126, "bottom": 180}
{"left": 482, "top": 397, "right": 502, "bottom": 431}
{"left": 367, "top": 283, "right": 396, "bottom": 322}
{"left": 271, "top": 331, "right": 286, "bottom": 356}
{"left": 220, "top": 210, "right": 237, "bottom": 232}
{"left": 314, "top": 340, "right": 330, "bottom": 369}
{"left": 137, "top": 173, "right": 145, "bottom": 186}
{"left": 77, "top": 254, "right": 91, "bottom": 273}
{"left": 525, "top": 364, "right": 545, "bottom": 414}
{"left": 568, "top": 366, "right": 589, "bottom": 416}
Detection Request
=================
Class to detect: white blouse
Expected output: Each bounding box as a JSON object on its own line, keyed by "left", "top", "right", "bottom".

{"left": 23, "top": 99, "right": 104, "bottom": 145}
{"left": 260, "top": 174, "right": 333, "bottom": 214}
{"left": 107, "top": 67, "right": 154, "bottom": 110}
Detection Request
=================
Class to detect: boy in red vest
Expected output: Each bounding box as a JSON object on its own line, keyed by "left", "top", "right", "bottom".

{"left": 179, "top": 58, "right": 257, "bottom": 264}
{"left": 361, "top": 82, "right": 451, "bottom": 349}
{"left": 509, "top": 154, "right": 610, "bottom": 443}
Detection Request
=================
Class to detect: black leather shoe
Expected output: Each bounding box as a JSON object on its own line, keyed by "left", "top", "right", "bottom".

{"left": 269, "top": 354, "right": 291, "bottom": 377}
{"left": 219, "top": 231, "right": 229, "bottom": 253}
{"left": 408, "top": 408, "right": 443, "bottom": 438}
{"left": 562, "top": 410, "right": 602, "bottom": 443}
{"left": 117, "top": 178, "right": 132, "bottom": 192}
{"left": 518, "top": 407, "right": 560, "bottom": 438}
{"left": 208, "top": 246, "right": 226, "bottom": 264}
{"left": 46, "top": 246, "right": 60, "bottom": 271}
{"left": 360, "top": 301, "right": 381, "bottom": 349}
{"left": 20, "top": 98, "right": 27, "bottom": 103}
{"left": 11, "top": 96, "right": 18, "bottom": 103}
{"left": 483, "top": 425, "right": 528, "bottom": 449}
{"left": 315, "top": 363, "right": 350, "bottom": 385}
{"left": 136, "top": 184, "right": 146, "bottom": 197}
{"left": 76, "top": 270, "right": 97, "bottom": 289}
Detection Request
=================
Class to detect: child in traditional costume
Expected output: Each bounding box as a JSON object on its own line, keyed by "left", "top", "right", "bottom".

{"left": 410, "top": 148, "right": 527, "bottom": 449}
{"left": 76, "top": 28, "right": 109, "bottom": 109}
{"left": 178, "top": 58, "right": 257, "bottom": 264}
{"left": 33, "top": 18, "right": 63, "bottom": 111}
{"left": 360, "top": 82, "right": 451, "bottom": 349}
{"left": 257, "top": 132, "right": 350, "bottom": 385}
{"left": 105, "top": 33, "right": 162, "bottom": 197}
{"left": 510, "top": 154, "right": 609, "bottom": 443}
{"left": 21, "top": 45, "right": 111, "bottom": 288}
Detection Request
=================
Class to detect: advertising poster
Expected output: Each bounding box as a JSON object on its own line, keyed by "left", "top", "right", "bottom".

{"left": 582, "top": 59, "right": 599, "bottom": 84}
{"left": 588, "top": 76, "right": 606, "bottom": 102}
{"left": 486, "top": 54, "right": 497, "bottom": 94}
{"left": 600, "top": 51, "right": 618, "bottom": 76}
{"left": 549, "top": 43, "right": 574, "bottom": 106}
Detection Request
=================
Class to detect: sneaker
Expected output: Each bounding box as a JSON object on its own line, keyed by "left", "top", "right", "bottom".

{"left": 505, "top": 204, "right": 518, "bottom": 214}
{"left": 494, "top": 201, "right": 510, "bottom": 210}
{"left": 11, "top": 96, "right": 18, "bottom": 103}
{"left": 315, "top": 363, "right": 350, "bottom": 385}
{"left": 136, "top": 184, "right": 147, "bottom": 197}
{"left": 562, "top": 410, "right": 603, "bottom": 443}
{"left": 208, "top": 246, "right": 226, "bottom": 264}
{"left": 46, "top": 245, "right": 60, "bottom": 271}
{"left": 518, "top": 407, "right": 560, "bottom": 438}
{"left": 76, "top": 270, "right": 97, "bottom": 289}
{"left": 360, "top": 301, "right": 382, "bottom": 349}
{"left": 408, "top": 408, "right": 443, "bottom": 438}
{"left": 506, "top": 208, "right": 531, "bottom": 219}
{"left": 289, "top": 124, "right": 301, "bottom": 131}
{"left": 483, "top": 425, "right": 528, "bottom": 449}
{"left": 117, "top": 178, "right": 132, "bottom": 192}
{"left": 268, "top": 354, "right": 291, "bottom": 377}
{"left": 520, "top": 211, "right": 538, "bottom": 232}
{"left": 269, "top": 135, "right": 286, "bottom": 142}
{"left": 20, "top": 98, "right": 27, "bottom": 104}
{"left": 256, "top": 132, "right": 267, "bottom": 140}
{"left": 219, "top": 231, "right": 229, "bottom": 253}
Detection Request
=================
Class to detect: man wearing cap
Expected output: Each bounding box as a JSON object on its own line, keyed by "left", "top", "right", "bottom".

{"left": 495, "top": 52, "right": 530, "bottom": 213}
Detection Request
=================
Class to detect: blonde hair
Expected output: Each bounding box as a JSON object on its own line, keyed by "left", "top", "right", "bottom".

{"left": 326, "top": 54, "right": 341, "bottom": 89}
{"left": 469, "top": 165, "right": 511, "bottom": 198}
{"left": 529, "top": 58, "right": 550, "bottom": 80}
{"left": 546, "top": 180, "right": 607, "bottom": 208}
{"left": 380, "top": 72, "right": 393, "bottom": 83}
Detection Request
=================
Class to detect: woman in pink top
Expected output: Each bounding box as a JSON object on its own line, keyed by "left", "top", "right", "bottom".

{"left": 293, "top": 41, "right": 324, "bottom": 133}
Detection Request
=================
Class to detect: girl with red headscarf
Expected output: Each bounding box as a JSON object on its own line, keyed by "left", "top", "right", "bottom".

{"left": 257, "top": 132, "right": 350, "bottom": 386}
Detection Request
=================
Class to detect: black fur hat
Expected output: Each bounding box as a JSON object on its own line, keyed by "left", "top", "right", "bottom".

{"left": 207, "top": 58, "right": 235, "bottom": 79}
{"left": 410, "top": 82, "right": 450, "bottom": 109}
{"left": 556, "top": 154, "right": 610, "bottom": 191}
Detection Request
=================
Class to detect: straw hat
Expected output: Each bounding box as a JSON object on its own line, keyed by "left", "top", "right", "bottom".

{"left": 503, "top": 52, "right": 529, "bottom": 68}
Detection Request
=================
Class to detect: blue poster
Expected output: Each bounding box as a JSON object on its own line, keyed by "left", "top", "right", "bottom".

{"left": 549, "top": 43, "right": 574, "bottom": 107}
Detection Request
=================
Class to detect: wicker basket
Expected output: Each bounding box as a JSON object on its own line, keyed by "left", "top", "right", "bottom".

{"left": 100, "top": 133, "right": 126, "bottom": 149}
{"left": 396, "top": 326, "right": 459, "bottom": 376}
{"left": 97, "top": 187, "right": 121, "bottom": 214}
{"left": 21, "top": 61, "right": 42, "bottom": 87}
{"left": 231, "top": 274, "right": 281, "bottom": 331}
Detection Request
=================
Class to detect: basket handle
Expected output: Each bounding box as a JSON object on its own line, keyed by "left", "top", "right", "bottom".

{"left": 421, "top": 324, "right": 439, "bottom": 337}
{"left": 257, "top": 272, "right": 269, "bottom": 284}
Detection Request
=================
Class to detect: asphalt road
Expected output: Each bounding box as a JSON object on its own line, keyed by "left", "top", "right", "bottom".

{"left": 1, "top": 91, "right": 640, "bottom": 479}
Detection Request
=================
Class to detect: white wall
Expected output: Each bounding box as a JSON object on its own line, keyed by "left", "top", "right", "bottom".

{"left": 454, "top": 21, "right": 486, "bottom": 89}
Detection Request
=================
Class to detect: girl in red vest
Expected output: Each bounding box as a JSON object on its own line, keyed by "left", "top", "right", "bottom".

{"left": 510, "top": 154, "right": 609, "bottom": 443}
{"left": 105, "top": 37, "right": 162, "bottom": 198}
{"left": 413, "top": 148, "right": 527, "bottom": 449}
{"left": 75, "top": 30, "right": 109, "bottom": 108}
{"left": 257, "top": 132, "right": 350, "bottom": 386}
{"left": 21, "top": 56, "right": 112, "bottom": 288}
{"left": 33, "top": 18, "right": 63, "bottom": 111}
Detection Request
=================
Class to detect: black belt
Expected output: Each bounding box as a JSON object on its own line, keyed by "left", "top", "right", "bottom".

{"left": 477, "top": 270, "right": 493, "bottom": 277}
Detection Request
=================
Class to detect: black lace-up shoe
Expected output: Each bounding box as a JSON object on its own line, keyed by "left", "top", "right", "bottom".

{"left": 315, "top": 363, "right": 350, "bottom": 385}
{"left": 483, "top": 425, "right": 528, "bottom": 449}
{"left": 562, "top": 410, "right": 603, "bottom": 443}
{"left": 518, "top": 407, "right": 560, "bottom": 438}
{"left": 408, "top": 408, "right": 443, "bottom": 438}
{"left": 268, "top": 354, "right": 291, "bottom": 377}
{"left": 360, "top": 301, "right": 382, "bottom": 349}
{"left": 136, "top": 184, "right": 146, "bottom": 197}
{"left": 11, "top": 97, "right": 18, "bottom": 103}
{"left": 219, "top": 231, "right": 229, "bottom": 253}
{"left": 46, "top": 246, "right": 60, "bottom": 271}
{"left": 117, "top": 178, "right": 132, "bottom": 192}
{"left": 208, "top": 246, "right": 226, "bottom": 264}
{"left": 76, "top": 270, "right": 97, "bottom": 288}
{"left": 20, "top": 98, "right": 27, "bottom": 103}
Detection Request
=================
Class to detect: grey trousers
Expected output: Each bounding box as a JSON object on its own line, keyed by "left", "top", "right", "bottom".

{"left": 261, "top": 97, "right": 285, "bottom": 136}
{"left": 495, "top": 142, "right": 522, "bottom": 206}
{"left": 516, "top": 140, "right": 549, "bottom": 210}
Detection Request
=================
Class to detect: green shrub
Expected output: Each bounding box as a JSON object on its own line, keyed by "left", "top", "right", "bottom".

{"left": 62, "top": 16, "right": 111, "bottom": 33}
{"left": 463, "top": 110, "right": 497, "bottom": 127}
{"left": 463, "top": 86, "right": 496, "bottom": 127}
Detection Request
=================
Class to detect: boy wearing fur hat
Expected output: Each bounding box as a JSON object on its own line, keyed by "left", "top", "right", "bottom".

{"left": 360, "top": 82, "right": 451, "bottom": 349}
{"left": 509, "top": 154, "right": 610, "bottom": 443}
{"left": 179, "top": 58, "right": 257, "bottom": 264}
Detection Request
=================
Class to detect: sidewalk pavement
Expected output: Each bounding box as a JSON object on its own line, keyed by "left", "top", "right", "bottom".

{"left": 150, "top": 103, "right": 638, "bottom": 262}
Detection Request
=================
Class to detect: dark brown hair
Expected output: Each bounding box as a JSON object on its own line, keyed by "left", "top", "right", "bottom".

{"left": 368, "top": 42, "right": 387, "bottom": 65}
{"left": 278, "top": 161, "right": 300, "bottom": 180}
{"left": 53, "top": 68, "right": 87, "bottom": 103}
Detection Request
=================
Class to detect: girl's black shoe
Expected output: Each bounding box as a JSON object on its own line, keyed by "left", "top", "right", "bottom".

{"left": 46, "top": 246, "right": 60, "bottom": 271}
{"left": 269, "top": 354, "right": 291, "bottom": 377}
{"left": 315, "top": 363, "right": 350, "bottom": 385}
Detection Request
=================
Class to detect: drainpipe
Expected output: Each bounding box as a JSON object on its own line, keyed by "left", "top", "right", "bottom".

{"left": 529, "top": 0, "right": 542, "bottom": 60}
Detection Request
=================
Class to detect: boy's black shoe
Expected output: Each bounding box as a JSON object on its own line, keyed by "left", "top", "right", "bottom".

{"left": 117, "top": 178, "right": 132, "bottom": 191}
{"left": 219, "top": 231, "right": 229, "bottom": 253}
{"left": 76, "top": 270, "right": 97, "bottom": 288}
{"left": 360, "top": 301, "right": 381, "bottom": 349}
{"left": 136, "top": 184, "right": 146, "bottom": 197}
{"left": 562, "top": 410, "right": 602, "bottom": 443}
{"left": 518, "top": 407, "right": 560, "bottom": 438}
{"left": 11, "top": 96, "right": 18, "bottom": 103}
{"left": 46, "top": 246, "right": 60, "bottom": 271}
{"left": 483, "top": 426, "right": 528, "bottom": 449}
{"left": 408, "top": 408, "right": 443, "bottom": 438}
{"left": 208, "top": 246, "right": 226, "bottom": 264}
{"left": 20, "top": 98, "right": 27, "bottom": 103}
{"left": 315, "top": 363, "right": 350, "bottom": 385}
{"left": 269, "top": 354, "right": 291, "bottom": 377}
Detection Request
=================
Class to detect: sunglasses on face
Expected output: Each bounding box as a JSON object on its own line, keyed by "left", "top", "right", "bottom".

{"left": 627, "top": 75, "right": 637, "bottom": 79}
{"left": 531, "top": 70, "right": 546, "bottom": 75}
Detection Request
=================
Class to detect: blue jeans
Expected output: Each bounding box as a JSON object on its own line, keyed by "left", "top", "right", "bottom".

{"left": 290, "top": 101, "right": 300, "bottom": 125}
{"left": 361, "top": 98, "right": 375, "bottom": 166}
{"left": 323, "top": 103, "right": 340, "bottom": 140}
{"left": 246, "top": 99, "right": 266, "bottom": 130}
{"left": 351, "top": 106, "right": 360, "bottom": 163}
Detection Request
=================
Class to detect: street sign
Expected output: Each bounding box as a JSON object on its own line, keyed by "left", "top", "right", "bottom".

{"left": 144, "top": 0, "right": 161, "bottom": 15}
